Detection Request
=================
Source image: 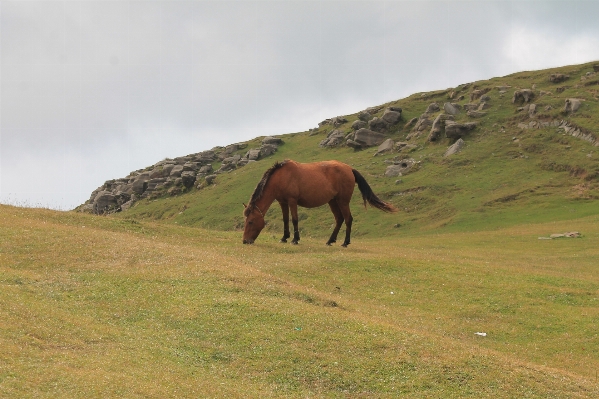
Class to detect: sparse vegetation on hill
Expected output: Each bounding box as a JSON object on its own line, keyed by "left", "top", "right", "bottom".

{"left": 78, "top": 61, "right": 599, "bottom": 243}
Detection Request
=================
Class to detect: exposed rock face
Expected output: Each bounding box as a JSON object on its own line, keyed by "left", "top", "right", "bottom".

{"left": 368, "top": 117, "right": 389, "bottom": 133}
{"left": 374, "top": 139, "right": 394, "bottom": 156}
{"left": 352, "top": 120, "right": 367, "bottom": 130}
{"left": 563, "top": 98, "right": 582, "bottom": 113}
{"left": 512, "top": 89, "right": 535, "bottom": 104}
{"left": 93, "top": 191, "right": 118, "bottom": 214}
{"left": 319, "top": 130, "right": 346, "bottom": 147}
{"left": 425, "top": 103, "right": 440, "bottom": 114}
{"left": 246, "top": 149, "right": 261, "bottom": 160}
{"left": 381, "top": 108, "right": 402, "bottom": 125}
{"left": 444, "top": 121, "right": 477, "bottom": 139}
{"left": 428, "top": 114, "right": 454, "bottom": 142}
{"left": 352, "top": 128, "right": 388, "bottom": 148}
{"left": 463, "top": 103, "right": 479, "bottom": 112}
{"left": 470, "top": 88, "right": 491, "bottom": 101}
{"left": 413, "top": 115, "right": 432, "bottom": 132}
{"left": 262, "top": 136, "right": 283, "bottom": 145}
{"left": 549, "top": 73, "right": 569, "bottom": 83}
{"left": 170, "top": 165, "right": 184, "bottom": 177}
{"left": 358, "top": 111, "right": 373, "bottom": 122}
{"left": 443, "top": 102, "right": 460, "bottom": 115}
{"left": 205, "top": 174, "right": 217, "bottom": 184}
{"left": 180, "top": 171, "right": 197, "bottom": 187}
{"left": 444, "top": 138, "right": 465, "bottom": 157}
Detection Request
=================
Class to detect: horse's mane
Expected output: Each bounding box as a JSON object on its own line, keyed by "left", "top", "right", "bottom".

{"left": 245, "top": 160, "right": 288, "bottom": 216}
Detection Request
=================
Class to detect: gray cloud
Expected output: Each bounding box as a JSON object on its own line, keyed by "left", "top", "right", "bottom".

{"left": 2, "top": 1, "right": 599, "bottom": 209}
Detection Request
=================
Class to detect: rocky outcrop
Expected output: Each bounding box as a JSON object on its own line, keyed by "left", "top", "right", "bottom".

{"left": 444, "top": 121, "right": 477, "bottom": 139}
{"left": 549, "top": 73, "right": 569, "bottom": 83}
{"left": 428, "top": 114, "right": 454, "bottom": 142}
{"left": 425, "top": 103, "right": 440, "bottom": 114}
{"left": 347, "top": 128, "right": 388, "bottom": 149}
{"left": 368, "top": 117, "right": 390, "bottom": 133}
{"left": 79, "top": 141, "right": 280, "bottom": 214}
{"left": 352, "top": 120, "right": 367, "bottom": 130}
{"left": 319, "top": 130, "right": 347, "bottom": 147}
{"left": 381, "top": 108, "right": 402, "bottom": 125}
{"left": 512, "top": 89, "right": 534, "bottom": 104}
{"left": 563, "top": 98, "right": 582, "bottom": 113}
{"left": 470, "top": 88, "right": 491, "bottom": 101}
{"left": 443, "top": 102, "right": 461, "bottom": 115}
{"left": 374, "top": 139, "right": 394, "bottom": 156}
{"left": 444, "top": 138, "right": 465, "bottom": 157}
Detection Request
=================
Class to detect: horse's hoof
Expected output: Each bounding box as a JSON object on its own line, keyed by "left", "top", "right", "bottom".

{"left": 291, "top": 241, "right": 299, "bottom": 245}
{"left": 341, "top": 243, "right": 350, "bottom": 247}
{"left": 280, "top": 239, "right": 287, "bottom": 243}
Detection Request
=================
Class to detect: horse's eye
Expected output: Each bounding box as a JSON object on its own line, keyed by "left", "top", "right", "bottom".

{"left": 249, "top": 221, "right": 253, "bottom": 225}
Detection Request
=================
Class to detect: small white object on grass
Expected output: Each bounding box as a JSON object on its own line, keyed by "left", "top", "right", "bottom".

{"left": 475, "top": 332, "right": 487, "bottom": 337}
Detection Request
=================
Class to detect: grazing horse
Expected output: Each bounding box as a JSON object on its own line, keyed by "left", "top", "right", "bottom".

{"left": 242, "top": 160, "right": 397, "bottom": 246}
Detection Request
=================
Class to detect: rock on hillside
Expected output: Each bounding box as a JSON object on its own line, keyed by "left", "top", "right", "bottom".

{"left": 79, "top": 139, "right": 284, "bottom": 214}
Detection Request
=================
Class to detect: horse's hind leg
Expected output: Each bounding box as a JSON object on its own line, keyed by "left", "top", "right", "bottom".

{"left": 338, "top": 201, "right": 353, "bottom": 247}
{"left": 326, "top": 200, "right": 344, "bottom": 245}
{"left": 289, "top": 201, "right": 300, "bottom": 245}
{"left": 278, "top": 201, "right": 290, "bottom": 243}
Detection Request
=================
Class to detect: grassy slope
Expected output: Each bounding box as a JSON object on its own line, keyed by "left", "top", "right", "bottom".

{"left": 2, "top": 205, "right": 599, "bottom": 398}
{"left": 117, "top": 61, "right": 599, "bottom": 242}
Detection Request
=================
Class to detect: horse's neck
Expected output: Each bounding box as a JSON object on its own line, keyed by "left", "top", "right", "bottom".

{"left": 255, "top": 190, "right": 275, "bottom": 214}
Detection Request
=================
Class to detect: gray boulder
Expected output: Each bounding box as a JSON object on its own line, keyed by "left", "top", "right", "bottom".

{"left": 183, "top": 162, "right": 199, "bottom": 172}
{"left": 205, "top": 174, "right": 217, "bottom": 185}
{"left": 444, "top": 138, "right": 465, "bottom": 157}
{"left": 260, "top": 144, "right": 278, "bottom": 157}
{"left": 374, "top": 139, "right": 395, "bottom": 156}
{"left": 262, "top": 136, "right": 283, "bottom": 145}
{"left": 198, "top": 164, "right": 213, "bottom": 175}
{"left": 93, "top": 191, "right": 118, "bottom": 214}
{"left": 549, "top": 73, "right": 569, "bottom": 83}
{"left": 428, "top": 114, "right": 454, "bottom": 142}
{"left": 444, "top": 121, "right": 477, "bottom": 139}
{"left": 358, "top": 111, "right": 373, "bottom": 122}
{"left": 381, "top": 109, "right": 402, "bottom": 125}
{"left": 169, "top": 165, "right": 184, "bottom": 177}
{"left": 425, "top": 103, "right": 440, "bottom": 113}
{"left": 564, "top": 98, "right": 582, "bottom": 113}
{"left": 319, "top": 130, "right": 346, "bottom": 147}
{"left": 512, "top": 89, "right": 534, "bottom": 104}
{"left": 368, "top": 117, "right": 389, "bottom": 133}
{"left": 352, "top": 120, "right": 367, "bottom": 130}
{"left": 443, "top": 102, "right": 460, "bottom": 115}
{"left": 246, "top": 149, "right": 261, "bottom": 161}
{"left": 353, "top": 128, "right": 388, "bottom": 147}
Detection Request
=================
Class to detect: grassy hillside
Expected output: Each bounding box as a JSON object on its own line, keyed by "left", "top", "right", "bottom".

{"left": 2, "top": 205, "right": 599, "bottom": 397}
{"left": 114, "top": 61, "right": 599, "bottom": 242}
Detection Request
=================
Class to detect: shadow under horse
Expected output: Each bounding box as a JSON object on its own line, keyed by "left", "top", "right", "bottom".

{"left": 243, "top": 160, "right": 397, "bottom": 246}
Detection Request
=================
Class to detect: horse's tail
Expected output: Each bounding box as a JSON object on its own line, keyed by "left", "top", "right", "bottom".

{"left": 352, "top": 169, "right": 397, "bottom": 213}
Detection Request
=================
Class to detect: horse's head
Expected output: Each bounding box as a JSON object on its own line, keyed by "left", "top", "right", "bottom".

{"left": 242, "top": 204, "right": 265, "bottom": 244}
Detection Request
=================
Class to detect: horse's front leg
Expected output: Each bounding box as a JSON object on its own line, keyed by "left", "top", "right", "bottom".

{"left": 278, "top": 201, "right": 290, "bottom": 243}
{"left": 289, "top": 201, "right": 300, "bottom": 245}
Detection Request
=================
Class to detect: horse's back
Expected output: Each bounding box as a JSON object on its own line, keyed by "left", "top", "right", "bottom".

{"left": 274, "top": 160, "right": 355, "bottom": 207}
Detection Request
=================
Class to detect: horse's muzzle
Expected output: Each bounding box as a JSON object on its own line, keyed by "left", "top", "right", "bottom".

{"left": 243, "top": 239, "right": 254, "bottom": 245}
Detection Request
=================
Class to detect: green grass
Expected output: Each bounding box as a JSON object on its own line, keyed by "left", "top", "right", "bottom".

{"left": 115, "top": 61, "right": 599, "bottom": 243}
{"left": 6, "top": 61, "right": 599, "bottom": 397}
{"left": 2, "top": 205, "right": 599, "bottom": 397}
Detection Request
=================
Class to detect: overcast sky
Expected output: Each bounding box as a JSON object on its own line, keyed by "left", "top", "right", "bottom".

{"left": 1, "top": 0, "right": 599, "bottom": 210}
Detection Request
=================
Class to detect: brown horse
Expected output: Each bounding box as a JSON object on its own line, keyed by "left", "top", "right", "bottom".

{"left": 242, "top": 160, "right": 397, "bottom": 246}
